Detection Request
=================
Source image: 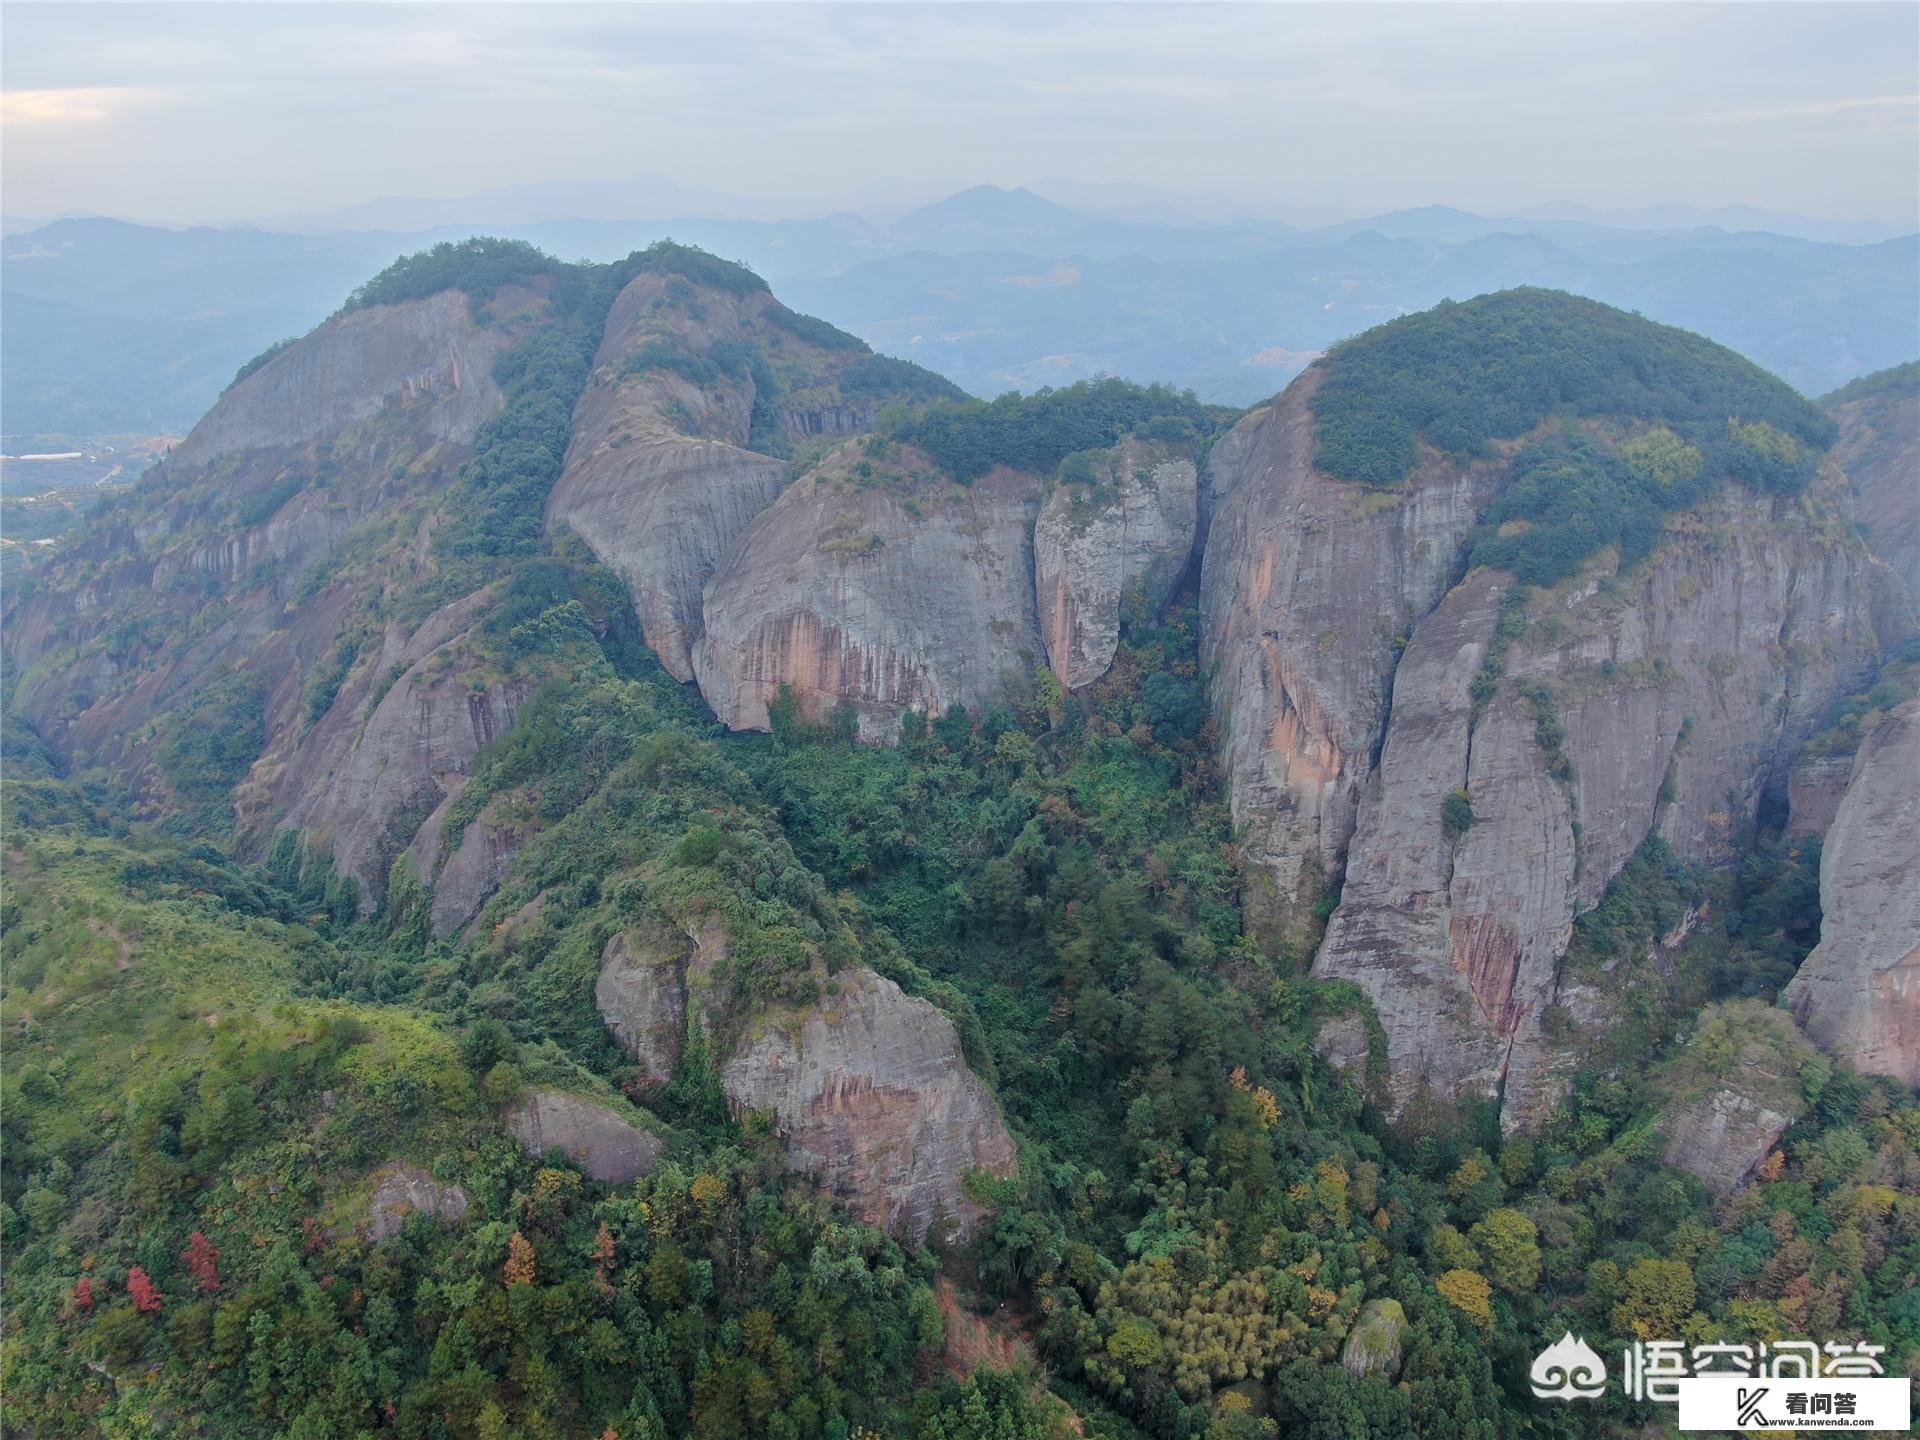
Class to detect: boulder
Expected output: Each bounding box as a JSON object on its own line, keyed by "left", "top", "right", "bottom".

{"left": 508, "top": 1088, "right": 663, "bottom": 1184}
{"left": 1656, "top": 1002, "right": 1814, "bottom": 1195}
{"left": 1340, "top": 1299, "right": 1407, "bottom": 1381}
{"left": 365, "top": 1162, "right": 469, "bottom": 1242}
{"left": 722, "top": 968, "right": 1017, "bottom": 1241}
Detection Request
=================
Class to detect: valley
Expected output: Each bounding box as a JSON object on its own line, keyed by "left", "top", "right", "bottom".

{"left": 1, "top": 237, "right": 1916, "bottom": 1440}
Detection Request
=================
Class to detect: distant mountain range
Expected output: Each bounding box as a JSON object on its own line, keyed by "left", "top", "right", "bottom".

{"left": 4, "top": 184, "right": 1915, "bottom": 434}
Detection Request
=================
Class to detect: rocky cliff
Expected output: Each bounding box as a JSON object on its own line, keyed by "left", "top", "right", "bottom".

{"left": 1785, "top": 698, "right": 1920, "bottom": 1086}
{"left": 3, "top": 288, "right": 542, "bottom": 804}
{"left": 1828, "top": 362, "right": 1920, "bottom": 606}
{"left": 1312, "top": 485, "right": 1899, "bottom": 1126}
{"left": 1201, "top": 369, "right": 1497, "bottom": 929}
{"left": 721, "top": 968, "right": 1018, "bottom": 1242}
{"left": 547, "top": 270, "right": 963, "bottom": 684}
{"left": 695, "top": 458, "right": 1047, "bottom": 738}
{"left": 1035, "top": 438, "right": 1198, "bottom": 689}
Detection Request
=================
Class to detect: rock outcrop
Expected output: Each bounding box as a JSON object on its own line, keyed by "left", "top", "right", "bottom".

{"left": 1314, "top": 487, "right": 1897, "bottom": 1127}
{"left": 721, "top": 968, "right": 1018, "bottom": 1241}
{"left": 1829, "top": 363, "right": 1920, "bottom": 605}
{"left": 508, "top": 1088, "right": 664, "bottom": 1184}
{"left": 1784, "top": 699, "right": 1920, "bottom": 1086}
{"left": 365, "top": 1162, "right": 470, "bottom": 1242}
{"left": 596, "top": 925, "right": 697, "bottom": 1084}
{"left": 1201, "top": 370, "right": 1498, "bottom": 925}
{"left": 1656, "top": 1002, "right": 1814, "bottom": 1195}
{"left": 267, "top": 589, "right": 535, "bottom": 907}
{"left": 696, "top": 464, "right": 1046, "bottom": 739}
{"left": 172, "top": 288, "right": 520, "bottom": 470}
{"left": 548, "top": 272, "right": 953, "bottom": 683}
{"left": 420, "top": 791, "right": 534, "bottom": 938}
{"left": 1340, "top": 1299, "right": 1407, "bottom": 1381}
{"left": 1, "top": 286, "right": 545, "bottom": 859}
{"left": 1034, "top": 440, "right": 1197, "bottom": 689}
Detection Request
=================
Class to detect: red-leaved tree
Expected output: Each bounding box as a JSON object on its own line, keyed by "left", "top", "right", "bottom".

{"left": 183, "top": 1231, "right": 221, "bottom": 1293}
{"left": 127, "top": 1266, "right": 164, "bottom": 1315}
{"left": 73, "top": 1277, "right": 95, "bottom": 1312}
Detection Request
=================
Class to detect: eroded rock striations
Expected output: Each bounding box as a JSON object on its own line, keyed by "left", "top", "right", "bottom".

{"left": 1201, "top": 370, "right": 1497, "bottom": 926}
{"left": 1034, "top": 439, "right": 1198, "bottom": 689}
{"left": 720, "top": 969, "right": 1018, "bottom": 1242}
{"left": 1313, "top": 486, "right": 1899, "bottom": 1127}
{"left": 1785, "top": 699, "right": 1920, "bottom": 1086}
{"left": 696, "top": 463, "right": 1047, "bottom": 739}
{"left": 1828, "top": 363, "right": 1920, "bottom": 606}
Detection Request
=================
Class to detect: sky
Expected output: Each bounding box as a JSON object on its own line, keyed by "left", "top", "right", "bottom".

{"left": 3, "top": 1, "right": 1917, "bottom": 228}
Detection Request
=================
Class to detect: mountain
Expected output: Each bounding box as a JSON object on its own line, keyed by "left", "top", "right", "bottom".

{"left": 9, "top": 195, "right": 1915, "bottom": 442}
{"left": 5, "top": 247, "right": 1918, "bottom": 1438}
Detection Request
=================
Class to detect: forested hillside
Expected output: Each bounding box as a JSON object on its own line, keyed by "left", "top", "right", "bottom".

{"left": 3, "top": 242, "right": 1917, "bottom": 1440}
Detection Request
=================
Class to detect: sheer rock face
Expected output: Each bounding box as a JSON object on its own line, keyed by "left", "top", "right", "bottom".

{"left": 2, "top": 290, "right": 537, "bottom": 814}
{"left": 172, "top": 288, "right": 517, "bottom": 469}
{"left": 365, "top": 1163, "right": 470, "bottom": 1242}
{"left": 421, "top": 791, "right": 534, "bottom": 940}
{"left": 266, "top": 588, "right": 534, "bottom": 909}
{"left": 1201, "top": 370, "right": 1498, "bottom": 925}
{"left": 1035, "top": 440, "right": 1198, "bottom": 689}
{"left": 508, "top": 1089, "right": 664, "bottom": 1185}
{"left": 547, "top": 273, "right": 871, "bottom": 683}
{"left": 595, "top": 925, "right": 701, "bottom": 1085}
{"left": 1785, "top": 700, "right": 1920, "bottom": 1085}
{"left": 1787, "top": 751, "right": 1857, "bottom": 837}
{"left": 1830, "top": 373, "right": 1920, "bottom": 605}
{"left": 1314, "top": 488, "right": 1897, "bottom": 1128}
{"left": 721, "top": 969, "right": 1017, "bottom": 1242}
{"left": 696, "top": 466, "right": 1046, "bottom": 740}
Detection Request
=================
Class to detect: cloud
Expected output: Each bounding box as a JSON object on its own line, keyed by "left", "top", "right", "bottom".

{"left": 0, "top": 86, "right": 159, "bottom": 126}
{"left": 1700, "top": 93, "right": 1920, "bottom": 126}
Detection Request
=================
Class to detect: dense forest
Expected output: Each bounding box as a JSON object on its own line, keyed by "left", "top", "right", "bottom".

{"left": 2, "top": 246, "right": 1916, "bottom": 1440}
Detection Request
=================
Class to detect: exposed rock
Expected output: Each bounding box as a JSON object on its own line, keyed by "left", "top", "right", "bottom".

{"left": 722, "top": 968, "right": 1017, "bottom": 1241}
{"left": 427, "top": 791, "right": 533, "bottom": 938}
{"left": 1785, "top": 699, "right": 1920, "bottom": 1085}
{"left": 1656, "top": 1001, "right": 1813, "bottom": 1195}
{"left": 596, "top": 926, "right": 691, "bottom": 1084}
{"left": 1201, "top": 369, "right": 1497, "bottom": 927}
{"left": 1787, "top": 751, "right": 1855, "bottom": 837}
{"left": 173, "top": 288, "right": 521, "bottom": 469}
{"left": 1312, "top": 1011, "right": 1376, "bottom": 1095}
{"left": 1340, "top": 1299, "right": 1407, "bottom": 1381}
{"left": 365, "top": 1162, "right": 469, "bottom": 1242}
{"left": 1315, "top": 486, "right": 1897, "bottom": 1127}
{"left": 1034, "top": 439, "right": 1197, "bottom": 689}
{"left": 1829, "top": 366, "right": 1920, "bottom": 605}
{"left": 271, "top": 589, "right": 534, "bottom": 908}
{"left": 549, "top": 272, "right": 940, "bottom": 683}
{"left": 696, "top": 464, "right": 1046, "bottom": 740}
{"left": 1, "top": 288, "right": 541, "bottom": 842}
{"left": 507, "top": 1088, "right": 664, "bottom": 1184}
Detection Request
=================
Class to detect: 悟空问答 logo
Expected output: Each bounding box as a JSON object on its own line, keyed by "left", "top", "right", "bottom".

{"left": 1530, "top": 1332, "right": 1607, "bottom": 1400}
